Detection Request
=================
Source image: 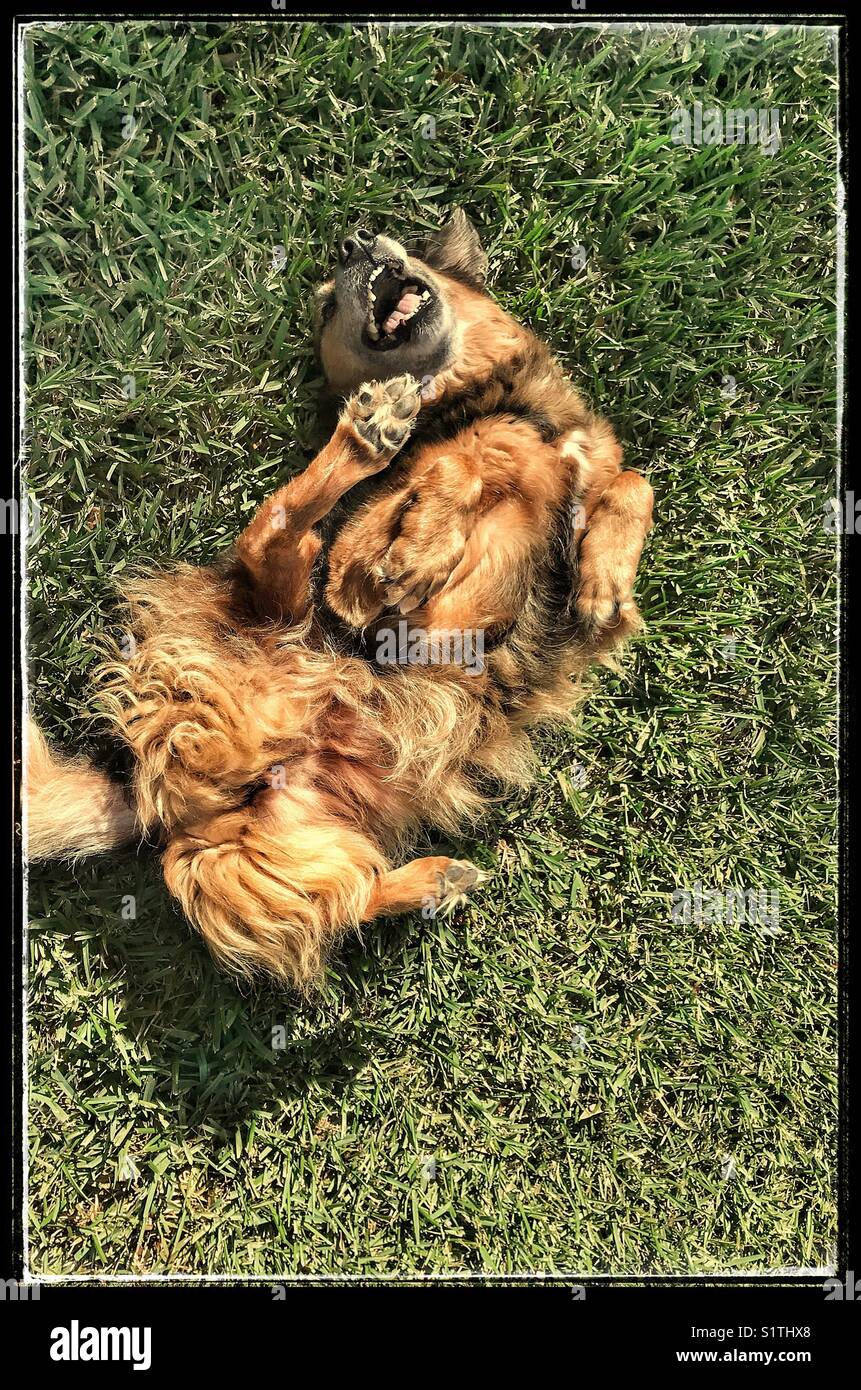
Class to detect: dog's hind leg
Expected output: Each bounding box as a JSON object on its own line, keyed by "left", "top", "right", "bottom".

{"left": 364, "top": 856, "right": 492, "bottom": 920}
{"left": 234, "top": 376, "right": 421, "bottom": 623}
{"left": 162, "top": 781, "right": 491, "bottom": 987}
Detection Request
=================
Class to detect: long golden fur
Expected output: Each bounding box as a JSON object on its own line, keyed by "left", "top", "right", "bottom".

{"left": 27, "top": 212, "right": 654, "bottom": 991}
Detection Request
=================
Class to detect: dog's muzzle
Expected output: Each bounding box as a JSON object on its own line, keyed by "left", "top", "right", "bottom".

{"left": 338, "top": 226, "right": 436, "bottom": 351}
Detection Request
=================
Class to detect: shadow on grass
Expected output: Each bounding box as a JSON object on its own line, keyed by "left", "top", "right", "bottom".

{"left": 29, "top": 835, "right": 487, "bottom": 1138}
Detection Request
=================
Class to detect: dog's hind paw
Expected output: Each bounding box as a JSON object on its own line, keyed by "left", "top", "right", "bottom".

{"left": 434, "top": 859, "right": 493, "bottom": 915}
{"left": 342, "top": 374, "right": 422, "bottom": 464}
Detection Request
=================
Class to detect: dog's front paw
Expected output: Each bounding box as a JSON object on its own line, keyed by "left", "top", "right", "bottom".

{"left": 372, "top": 527, "right": 465, "bottom": 615}
{"left": 341, "top": 375, "right": 422, "bottom": 467}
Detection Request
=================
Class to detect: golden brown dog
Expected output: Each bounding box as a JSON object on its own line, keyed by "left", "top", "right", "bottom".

{"left": 27, "top": 211, "right": 653, "bottom": 990}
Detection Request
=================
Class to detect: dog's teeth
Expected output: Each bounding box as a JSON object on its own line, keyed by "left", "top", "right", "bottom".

{"left": 369, "top": 292, "right": 376, "bottom": 303}
{"left": 421, "top": 290, "right": 430, "bottom": 300}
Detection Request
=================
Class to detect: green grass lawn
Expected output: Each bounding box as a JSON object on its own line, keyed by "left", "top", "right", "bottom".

{"left": 25, "top": 20, "right": 838, "bottom": 1278}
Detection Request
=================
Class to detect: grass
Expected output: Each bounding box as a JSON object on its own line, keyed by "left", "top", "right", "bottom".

{"left": 24, "top": 20, "right": 838, "bottom": 1277}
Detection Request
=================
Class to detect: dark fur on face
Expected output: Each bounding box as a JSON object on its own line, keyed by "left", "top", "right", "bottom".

{"left": 315, "top": 230, "right": 452, "bottom": 392}
{"left": 315, "top": 212, "right": 493, "bottom": 393}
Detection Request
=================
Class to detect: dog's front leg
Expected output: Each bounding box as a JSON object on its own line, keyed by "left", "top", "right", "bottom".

{"left": 234, "top": 375, "right": 421, "bottom": 623}
{"left": 557, "top": 422, "right": 653, "bottom": 636}
{"left": 575, "top": 469, "right": 654, "bottom": 630}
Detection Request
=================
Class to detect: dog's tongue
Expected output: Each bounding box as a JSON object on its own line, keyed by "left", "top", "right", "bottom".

{"left": 383, "top": 289, "right": 422, "bottom": 335}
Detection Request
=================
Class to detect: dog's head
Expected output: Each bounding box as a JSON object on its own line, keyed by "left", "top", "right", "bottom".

{"left": 315, "top": 210, "right": 489, "bottom": 394}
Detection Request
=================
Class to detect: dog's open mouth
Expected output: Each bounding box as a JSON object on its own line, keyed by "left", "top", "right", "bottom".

{"left": 363, "top": 263, "right": 433, "bottom": 349}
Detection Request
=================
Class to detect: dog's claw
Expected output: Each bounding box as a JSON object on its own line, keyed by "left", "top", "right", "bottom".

{"left": 575, "top": 586, "right": 634, "bottom": 629}
{"left": 434, "top": 860, "right": 493, "bottom": 915}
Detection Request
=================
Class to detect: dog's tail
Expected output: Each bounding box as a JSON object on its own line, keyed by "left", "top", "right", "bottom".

{"left": 24, "top": 719, "right": 138, "bottom": 862}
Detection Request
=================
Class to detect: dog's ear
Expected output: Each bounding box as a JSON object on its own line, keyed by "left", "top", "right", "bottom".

{"left": 422, "top": 209, "right": 489, "bottom": 289}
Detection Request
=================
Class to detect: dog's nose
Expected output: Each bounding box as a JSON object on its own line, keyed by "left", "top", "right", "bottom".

{"left": 340, "top": 227, "right": 376, "bottom": 264}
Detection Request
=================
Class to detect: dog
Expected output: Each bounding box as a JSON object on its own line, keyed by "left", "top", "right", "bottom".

{"left": 26, "top": 211, "right": 654, "bottom": 990}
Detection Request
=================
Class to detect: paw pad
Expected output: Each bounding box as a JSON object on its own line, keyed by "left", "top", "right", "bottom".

{"left": 343, "top": 374, "right": 422, "bottom": 458}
